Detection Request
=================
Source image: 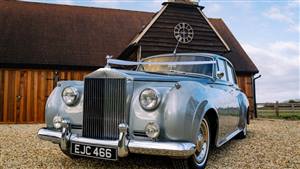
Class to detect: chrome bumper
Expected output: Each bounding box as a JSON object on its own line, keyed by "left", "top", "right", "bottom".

{"left": 38, "top": 123, "right": 195, "bottom": 158}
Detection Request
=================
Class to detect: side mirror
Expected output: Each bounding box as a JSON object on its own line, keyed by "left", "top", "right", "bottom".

{"left": 216, "top": 71, "right": 225, "bottom": 79}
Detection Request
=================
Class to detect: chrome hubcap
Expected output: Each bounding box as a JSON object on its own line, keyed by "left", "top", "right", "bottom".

{"left": 193, "top": 119, "right": 209, "bottom": 165}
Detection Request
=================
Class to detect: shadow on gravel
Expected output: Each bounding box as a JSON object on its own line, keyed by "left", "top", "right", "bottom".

{"left": 65, "top": 131, "right": 254, "bottom": 169}
{"left": 68, "top": 154, "right": 173, "bottom": 169}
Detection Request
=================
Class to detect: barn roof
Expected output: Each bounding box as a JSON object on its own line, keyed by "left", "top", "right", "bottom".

{"left": 0, "top": 1, "right": 152, "bottom": 68}
{"left": 209, "top": 18, "right": 258, "bottom": 74}
{"left": 0, "top": 1, "right": 258, "bottom": 74}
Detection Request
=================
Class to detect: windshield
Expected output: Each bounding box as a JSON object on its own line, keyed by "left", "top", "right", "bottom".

{"left": 138, "top": 55, "right": 214, "bottom": 77}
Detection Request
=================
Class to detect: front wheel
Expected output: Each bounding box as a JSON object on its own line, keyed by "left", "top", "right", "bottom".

{"left": 172, "top": 117, "right": 210, "bottom": 169}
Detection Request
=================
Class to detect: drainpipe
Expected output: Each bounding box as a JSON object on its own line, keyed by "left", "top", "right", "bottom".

{"left": 253, "top": 74, "right": 261, "bottom": 118}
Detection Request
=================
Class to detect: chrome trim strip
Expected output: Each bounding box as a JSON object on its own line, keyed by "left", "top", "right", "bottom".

{"left": 216, "top": 128, "right": 242, "bottom": 147}
{"left": 108, "top": 58, "right": 216, "bottom": 66}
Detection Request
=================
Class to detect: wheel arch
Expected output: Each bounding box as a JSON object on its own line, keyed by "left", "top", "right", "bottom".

{"left": 205, "top": 108, "right": 219, "bottom": 147}
{"left": 192, "top": 104, "right": 219, "bottom": 147}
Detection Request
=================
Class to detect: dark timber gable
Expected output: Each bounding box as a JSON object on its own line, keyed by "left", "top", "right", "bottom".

{"left": 121, "top": 2, "right": 230, "bottom": 59}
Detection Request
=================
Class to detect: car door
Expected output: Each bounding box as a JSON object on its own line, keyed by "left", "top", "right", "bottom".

{"left": 213, "top": 58, "right": 240, "bottom": 142}
{"left": 225, "top": 62, "right": 241, "bottom": 131}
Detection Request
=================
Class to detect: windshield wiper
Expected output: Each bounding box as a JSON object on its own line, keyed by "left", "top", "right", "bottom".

{"left": 168, "top": 70, "right": 188, "bottom": 75}
{"left": 166, "top": 70, "right": 208, "bottom": 78}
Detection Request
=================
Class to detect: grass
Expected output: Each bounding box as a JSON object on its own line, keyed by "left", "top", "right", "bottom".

{"left": 257, "top": 110, "right": 300, "bottom": 120}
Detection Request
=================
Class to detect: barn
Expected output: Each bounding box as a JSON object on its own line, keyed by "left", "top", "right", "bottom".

{"left": 0, "top": 0, "right": 258, "bottom": 124}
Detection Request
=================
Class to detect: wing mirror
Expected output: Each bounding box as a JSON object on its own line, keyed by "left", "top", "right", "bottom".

{"left": 216, "top": 71, "right": 225, "bottom": 79}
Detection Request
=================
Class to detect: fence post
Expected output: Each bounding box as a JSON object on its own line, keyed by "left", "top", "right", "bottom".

{"left": 274, "top": 101, "right": 279, "bottom": 117}
{"left": 291, "top": 103, "right": 295, "bottom": 112}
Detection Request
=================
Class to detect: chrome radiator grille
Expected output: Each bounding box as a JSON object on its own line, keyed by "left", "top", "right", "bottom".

{"left": 82, "top": 78, "right": 127, "bottom": 140}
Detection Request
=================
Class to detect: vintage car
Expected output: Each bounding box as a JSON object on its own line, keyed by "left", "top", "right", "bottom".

{"left": 38, "top": 53, "right": 249, "bottom": 169}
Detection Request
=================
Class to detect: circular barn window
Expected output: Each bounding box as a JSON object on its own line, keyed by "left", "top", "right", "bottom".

{"left": 174, "top": 22, "right": 194, "bottom": 44}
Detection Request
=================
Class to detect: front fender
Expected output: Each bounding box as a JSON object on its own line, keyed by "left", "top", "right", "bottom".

{"left": 45, "top": 81, "right": 84, "bottom": 128}
{"left": 163, "top": 81, "right": 215, "bottom": 143}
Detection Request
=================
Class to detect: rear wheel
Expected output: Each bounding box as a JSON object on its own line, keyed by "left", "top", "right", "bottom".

{"left": 172, "top": 117, "right": 210, "bottom": 169}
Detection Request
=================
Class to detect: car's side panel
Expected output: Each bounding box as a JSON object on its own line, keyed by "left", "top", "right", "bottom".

{"left": 237, "top": 91, "right": 249, "bottom": 127}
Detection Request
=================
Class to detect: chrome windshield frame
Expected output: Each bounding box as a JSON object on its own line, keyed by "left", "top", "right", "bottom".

{"left": 106, "top": 53, "right": 219, "bottom": 79}
{"left": 138, "top": 53, "right": 216, "bottom": 78}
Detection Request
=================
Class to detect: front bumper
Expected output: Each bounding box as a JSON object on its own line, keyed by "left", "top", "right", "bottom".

{"left": 38, "top": 122, "right": 196, "bottom": 158}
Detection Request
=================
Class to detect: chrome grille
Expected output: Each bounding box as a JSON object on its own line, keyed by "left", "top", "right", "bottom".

{"left": 82, "top": 78, "right": 127, "bottom": 140}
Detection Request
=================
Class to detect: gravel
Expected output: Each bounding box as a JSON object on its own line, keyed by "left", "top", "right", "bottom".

{"left": 0, "top": 119, "right": 299, "bottom": 169}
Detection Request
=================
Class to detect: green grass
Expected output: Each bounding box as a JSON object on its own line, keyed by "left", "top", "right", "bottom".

{"left": 257, "top": 110, "right": 300, "bottom": 120}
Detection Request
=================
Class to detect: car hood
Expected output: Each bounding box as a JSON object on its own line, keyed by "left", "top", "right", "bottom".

{"left": 86, "top": 68, "right": 213, "bottom": 83}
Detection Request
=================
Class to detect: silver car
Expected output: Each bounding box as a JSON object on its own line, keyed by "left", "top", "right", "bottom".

{"left": 38, "top": 53, "right": 249, "bottom": 169}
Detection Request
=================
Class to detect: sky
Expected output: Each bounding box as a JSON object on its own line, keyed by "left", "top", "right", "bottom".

{"left": 22, "top": 0, "right": 300, "bottom": 103}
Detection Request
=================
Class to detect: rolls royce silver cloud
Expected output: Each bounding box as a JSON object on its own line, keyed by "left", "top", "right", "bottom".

{"left": 38, "top": 53, "right": 249, "bottom": 169}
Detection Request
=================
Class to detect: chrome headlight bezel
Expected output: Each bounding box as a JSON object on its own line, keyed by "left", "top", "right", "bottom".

{"left": 139, "top": 88, "right": 161, "bottom": 111}
{"left": 61, "top": 86, "right": 80, "bottom": 106}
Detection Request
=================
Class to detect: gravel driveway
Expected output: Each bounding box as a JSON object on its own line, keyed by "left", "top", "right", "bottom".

{"left": 0, "top": 119, "right": 299, "bottom": 169}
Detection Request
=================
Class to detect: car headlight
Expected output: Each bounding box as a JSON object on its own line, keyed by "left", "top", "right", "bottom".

{"left": 62, "top": 86, "right": 80, "bottom": 106}
{"left": 139, "top": 88, "right": 161, "bottom": 111}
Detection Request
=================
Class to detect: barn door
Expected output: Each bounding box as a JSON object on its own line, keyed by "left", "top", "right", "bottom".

{"left": 18, "top": 70, "right": 56, "bottom": 123}
{"left": 0, "top": 69, "right": 90, "bottom": 124}
{"left": 0, "top": 69, "right": 18, "bottom": 123}
{"left": 0, "top": 69, "right": 54, "bottom": 123}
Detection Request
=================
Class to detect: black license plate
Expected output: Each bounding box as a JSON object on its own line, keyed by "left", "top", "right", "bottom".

{"left": 70, "top": 142, "right": 117, "bottom": 160}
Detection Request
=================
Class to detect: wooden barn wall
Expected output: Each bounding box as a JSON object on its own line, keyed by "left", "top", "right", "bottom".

{"left": 0, "top": 68, "right": 255, "bottom": 124}
{"left": 237, "top": 74, "right": 254, "bottom": 119}
{"left": 0, "top": 68, "right": 90, "bottom": 124}
{"left": 139, "top": 4, "right": 228, "bottom": 57}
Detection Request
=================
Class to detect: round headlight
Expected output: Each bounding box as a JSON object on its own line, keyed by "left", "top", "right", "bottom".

{"left": 62, "top": 86, "right": 80, "bottom": 106}
{"left": 145, "top": 122, "right": 160, "bottom": 139}
{"left": 53, "top": 115, "right": 63, "bottom": 129}
{"left": 139, "top": 88, "right": 161, "bottom": 111}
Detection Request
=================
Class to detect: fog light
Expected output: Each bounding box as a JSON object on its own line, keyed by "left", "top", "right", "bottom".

{"left": 53, "top": 115, "right": 63, "bottom": 129}
{"left": 145, "top": 122, "right": 160, "bottom": 139}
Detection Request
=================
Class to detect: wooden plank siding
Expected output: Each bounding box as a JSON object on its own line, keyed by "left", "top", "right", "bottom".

{"left": 0, "top": 68, "right": 89, "bottom": 124}
{"left": 237, "top": 74, "right": 254, "bottom": 119}
{"left": 138, "top": 3, "right": 228, "bottom": 58}
{"left": 0, "top": 68, "right": 254, "bottom": 124}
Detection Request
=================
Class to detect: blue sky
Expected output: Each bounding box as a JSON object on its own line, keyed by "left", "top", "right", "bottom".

{"left": 22, "top": 0, "right": 300, "bottom": 102}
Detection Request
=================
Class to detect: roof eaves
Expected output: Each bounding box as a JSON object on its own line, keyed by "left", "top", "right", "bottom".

{"left": 197, "top": 9, "right": 231, "bottom": 52}
{"left": 129, "top": 4, "right": 168, "bottom": 45}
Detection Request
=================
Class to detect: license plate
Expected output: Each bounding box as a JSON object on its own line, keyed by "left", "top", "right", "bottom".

{"left": 70, "top": 142, "right": 117, "bottom": 160}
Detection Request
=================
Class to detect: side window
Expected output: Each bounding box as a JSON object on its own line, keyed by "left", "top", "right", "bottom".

{"left": 226, "top": 63, "right": 236, "bottom": 84}
{"left": 217, "top": 59, "right": 227, "bottom": 81}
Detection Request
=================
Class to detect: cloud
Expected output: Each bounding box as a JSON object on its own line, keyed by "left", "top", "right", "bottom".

{"left": 264, "top": 7, "right": 294, "bottom": 23}
{"left": 263, "top": 4, "right": 299, "bottom": 32}
{"left": 242, "top": 41, "right": 300, "bottom": 102}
